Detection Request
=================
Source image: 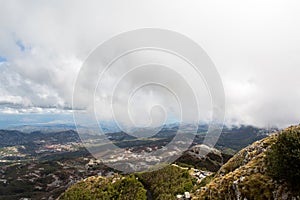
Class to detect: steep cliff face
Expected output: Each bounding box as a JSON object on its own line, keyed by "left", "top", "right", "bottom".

{"left": 195, "top": 126, "right": 300, "bottom": 200}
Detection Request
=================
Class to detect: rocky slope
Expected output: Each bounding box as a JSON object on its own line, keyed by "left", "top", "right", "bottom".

{"left": 176, "top": 144, "right": 232, "bottom": 172}
{"left": 195, "top": 125, "right": 300, "bottom": 200}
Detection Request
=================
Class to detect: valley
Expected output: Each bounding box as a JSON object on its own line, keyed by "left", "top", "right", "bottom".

{"left": 0, "top": 124, "right": 276, "bottom": 199}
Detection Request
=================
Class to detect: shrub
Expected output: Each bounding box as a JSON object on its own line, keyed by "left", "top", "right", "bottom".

{"left": 59, "top": 175, "right": 147, "bottom": 200}
{"left": 137, "top": 165, "right": 195, "bottom": 199}
{"left": 266, "top": 127, "right": 300, "bottom": 188}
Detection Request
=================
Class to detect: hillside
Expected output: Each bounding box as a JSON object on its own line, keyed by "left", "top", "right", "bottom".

{"left": 0, "top": 125, "right": 273, "bottom": 199}
{"left": 58, "top": 165, "right": 196, "bottom": 200}
{"left": 195, "top": 125, "right": 300, "bottom": 200}
{"left": 58, "top": 144, "right": 232, "bottom": 199}
{"left": 58, "top": 125, "right": 300, "bottom": 200}
{"left": 176, "top": 144, "right": 232, "bottom": 172}
{"left": 59, "top": 175, "right": 147, "bottom": 200}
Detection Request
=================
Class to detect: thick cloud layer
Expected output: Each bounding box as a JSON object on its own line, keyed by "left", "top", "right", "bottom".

{"left": 0, "top": 0, "right": 300, "bottom": 128}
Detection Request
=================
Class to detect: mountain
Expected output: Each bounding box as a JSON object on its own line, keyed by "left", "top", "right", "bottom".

{"left": 176, "top": 144, "right": 232, "bottom": 172}
{"left": 58, "top": 125, "right": 299, "bottom": 200}
{"left": 193, "top": 125, "right": 278, "bottom": 153}
{"left": 7, "top": 124, "right": 78, "bottom": 133}
{"left": 58, "top": 165, "right": 195, "bottom": 200}
{"left": 0, "top": 129, "right": 80, "bottom": 147}
{"left": 0, "top": 124, "right": 285, "bottom": 199}
{"left": 58, "top": 145, "right": 231, "bottom": 200}
{"left": 195, "top": 125, "right": 300, "bottom": 199}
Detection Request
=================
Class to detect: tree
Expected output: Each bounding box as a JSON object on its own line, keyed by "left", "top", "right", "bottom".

{"left": 266, "top": 127, "right": 300, "bottom": 188}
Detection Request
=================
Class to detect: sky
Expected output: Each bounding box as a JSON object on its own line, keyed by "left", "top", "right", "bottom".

{"left": 0, "top": 0, "right": 300, "bottom": 129}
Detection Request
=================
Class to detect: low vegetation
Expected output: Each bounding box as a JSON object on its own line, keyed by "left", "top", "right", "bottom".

{"left": 137, "top": 165, "right": 196, "bottom": 200}
{"left": 59, "top": 165, "right": 197, "bottom": 200}
{"left": 59, "top": 175, "right": 147, "bottom": 200}
{"left": 266, "top": 126, "right": 300, "bottom": 189}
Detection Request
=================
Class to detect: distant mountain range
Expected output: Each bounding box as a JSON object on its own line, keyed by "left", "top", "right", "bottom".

{"left": 1, "top": 124, "right": 278, "bottom": 152}
{"left": 0, "top": 129, "right": 80, "bottom": 147}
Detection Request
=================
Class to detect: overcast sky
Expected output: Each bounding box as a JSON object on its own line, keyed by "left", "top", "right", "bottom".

{"left": 0, "top": 0, "right": 300, "bottom": 128}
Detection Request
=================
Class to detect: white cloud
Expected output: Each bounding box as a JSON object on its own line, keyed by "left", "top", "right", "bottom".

{"left": 0, "top": 0, "right": 300, "bottom": 128}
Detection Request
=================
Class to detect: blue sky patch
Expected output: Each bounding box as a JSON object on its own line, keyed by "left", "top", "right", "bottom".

{"left": 0, "top": 56, "right": 7, "bottom": 62}
{"left": 16, "top": 40, "right": 25, "bottom": 51}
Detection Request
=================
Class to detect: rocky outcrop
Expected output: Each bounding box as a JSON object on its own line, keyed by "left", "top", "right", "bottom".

{"left": 176, "top": 144, "right": 232, "bottom": 172}
{"left": 194, "top": 126, "right": 300, "bottom": 200}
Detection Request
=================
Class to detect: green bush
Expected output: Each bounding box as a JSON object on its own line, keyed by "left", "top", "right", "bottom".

{"left": 137, "top": 165, "right": 195, "bottom": 199}
{"left": 266, "top": 128, "right": 300, "bottom": 188}
{"left": 59, "top": 175, "right": 147, "bottom": 200}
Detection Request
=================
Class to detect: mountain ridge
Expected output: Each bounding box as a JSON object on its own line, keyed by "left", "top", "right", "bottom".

{"left": 195, "top": 125, "right": 300, "bottom": 200}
